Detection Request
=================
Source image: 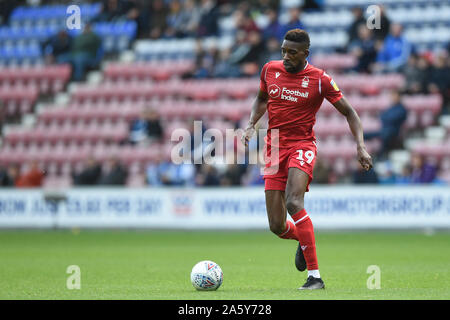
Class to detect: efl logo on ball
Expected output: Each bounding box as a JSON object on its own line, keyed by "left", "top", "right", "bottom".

{"left": 190, "top": 260, "right": 223, "bottom": 291}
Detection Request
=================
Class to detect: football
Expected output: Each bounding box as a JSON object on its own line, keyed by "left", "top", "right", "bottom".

{"left": 190, "top": 260, "right": 223, "bottom": 291}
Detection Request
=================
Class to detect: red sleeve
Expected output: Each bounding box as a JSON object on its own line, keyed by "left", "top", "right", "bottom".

{"left": 321, "top": 71, "right": 343, "bottom": 104}
{"left": 259, "top": 63, "right": 269, "bottom": 93}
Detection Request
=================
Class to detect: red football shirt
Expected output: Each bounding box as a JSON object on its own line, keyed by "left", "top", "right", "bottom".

{"left": 259, "top": 60, "right": 343, "bottom": 148}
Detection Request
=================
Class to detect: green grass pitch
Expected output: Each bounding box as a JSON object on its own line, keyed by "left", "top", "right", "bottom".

{"left": 0, "top": 230, "right": 449, "bottom": 299}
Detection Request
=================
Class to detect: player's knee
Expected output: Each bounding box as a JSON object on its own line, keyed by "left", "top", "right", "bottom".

{"left": 285, "top": 196, "right": 304, "bottom": 215}
{"left": 268, "top": 219, "right": 285, "bottom": 235}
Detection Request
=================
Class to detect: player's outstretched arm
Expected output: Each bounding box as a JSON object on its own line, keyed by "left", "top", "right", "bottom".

{"left": 242, "top": 89, "right": 269, "bottom": 147}
{"left": 332, "top": 97, "right": 373, "bottom": 171}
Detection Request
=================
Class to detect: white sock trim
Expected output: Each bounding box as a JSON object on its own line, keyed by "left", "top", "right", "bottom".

{"left": 279, "top": 223, "right": 290, "bottom": 237}
{"left": 308, "top": 269, "right": 321, "bottom": 279}
{"left": 294, "top": 214, "right": 309, "bottom": 225}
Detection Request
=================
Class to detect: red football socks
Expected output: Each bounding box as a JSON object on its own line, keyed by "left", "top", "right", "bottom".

{"left": 291, "top": 209, "right": 319, "bottom": 270}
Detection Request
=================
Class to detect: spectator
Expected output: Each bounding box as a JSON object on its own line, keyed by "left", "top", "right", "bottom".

{"left": 146, "top": 153, "right": 168, "bottom": 186}
{"left": 148, "top": 0, "right": 168, "bottom": 39}
{"left": 158, "top": 162, "right": 196, "bottom": 186}
{"left": 415, "top": 55, "right": 433, "bottom": 93}
{"left": 95, "top": 0, "right": 129, "bottom": 22}
{"left": 123, "top": 0, "right": 146, "bottom": 37}
{"left": 220, "top": 164, "right": 245, "bottom": 186}
{"left": 234, "top": 8, "right": 259, "bottom": 37}
{"left": 280, "top": 6, "right": 305, "bottom": 38}
{"left": 228, "top": 30, "right": 265, "bottom": 76}
{"left": 98, "top": 158, "right": 128, "bottom": 185}
{"left": 348, "top": 24, "right": 377, "bottom": 73}
{"left": 72, "top": 157, "right": 102, "bottom": 186}
{"left": 197, "top": 0, "right": 220, "bottom": 37}
{"left": 302, "top": 0, "right": 324, "bottom": 12}
{"left": 245, "top": 0, "right": 279, "bottom": 11}
{"left": 144, "top": 108, "right": 164, "bottom": 142}
{"left": 165, "top": 0, "right": 200, "bottom": 38}
{"left": 129, "top": 107, "right": 163, "bottom": 145}
{"left": 346, "top": 6, "right": 366, "bottom": 47}
{"left": 164, "top": 0, "right": 184, "bottom": 38}
{"left": 6, "top": 164, "right": 20, "bottom": 186}
{"left": 372, "top": 5, "right": 391, "bottom": 41}
{"left": 427, "top": 53, "right": 450, "bottom": 108}
{"left": 213, "top": 48, "right": 241, "bottom": 78}
{"left": 410, "top": 154, "right": 437, "bottom": 184}
{"left": 182, "top": 40, "right": 204, "bottom": 78}
{"left": 182, "top": 40, "right": 218, "bottom": 79}
{"left": 15, "top": 161, "right": 44, "bottom": 188}
{"left": 260, "top": 36, "right": 281, "bottom": 64}
{"left": 377, "top": 161, "right": 397, "bottom": 184}
{"left": 352, "top": 166, "right": 379, "bottom": 184}
{"left": 312, "top": 159, "right": 331, "bottom": 184}
{"left": 240, "top": 30, "right": 265, "bottom": 75}
{"left": 262, "top": 8, "right": 283, "bottom": 41}
{"left": 402, "top": 54, "right": 424, "bottom": 94}
{"left": 0, "top": 164, "right": 16, "bottom": 187}
{"left": 395, "top": 164, "right": 412, "bottom": 184}
{"left": 0, "top": 0, "right": 20, "bottom": 25}
{"left": 242, "top": 164, "right": 264, "bottom": 186}
{"left": 0, "top": 102, "right": 3, "bottom": 135}
{"left": 195, "top": 164, "right": 221, "bottom": 186}
{"left": 374, "top": 23, "right": 412, "bottom": 73}
{"left": 228, "top": 30, "right": 251, "bottom": 66}
{"left": 364, "top": 90, "right": 408, "bottom": 158}
{"left": 58, "top": 23, "right": 102, "bottom": 81}
{"left": 43, "top": 30, "right": 72, "bottom": 65}
{"left": 198, "top": 45, "right": 219, "bottom": 78}
{"left": 181, "top": 0, "right": 202, "bottom": 37}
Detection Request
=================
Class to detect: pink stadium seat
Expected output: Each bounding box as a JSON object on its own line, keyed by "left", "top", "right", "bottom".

{"left": 411, "top": 142, "right": 450, "bottom": 159}
{"left": 312, "top": 54, "right": 356, "bottom": 70}
{"left": 403, "top": 94, "right": 442, "bottom": 115}
{"left": 103, "top": 61, "right": 195, "bottom": 82}
{"left": 0, "top": 65, "right": 71, "bottom": 96}
{"left": 317, "top": 139, "right": 357, "bottom": 161}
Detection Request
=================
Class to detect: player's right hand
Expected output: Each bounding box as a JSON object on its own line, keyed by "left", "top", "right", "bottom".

{"left": 357, "top": 146, "right": 373, "bottom": 171}
{"left": 241, "top": 124, "right": 255, "bottom": 147}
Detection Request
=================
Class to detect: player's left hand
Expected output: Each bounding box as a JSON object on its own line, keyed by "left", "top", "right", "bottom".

{"left": 241, "top": 124, "right": 255, "bottom": 147}
{"left": 357, "top": 146, "right": 373, "bottom": 171}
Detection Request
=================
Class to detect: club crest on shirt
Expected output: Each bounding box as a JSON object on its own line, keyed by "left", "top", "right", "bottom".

{"left": 275, "top": 72, "right": 280, "bottom": 79}
{"left": 301, "top": 76, "right": 309, "bottom": 88}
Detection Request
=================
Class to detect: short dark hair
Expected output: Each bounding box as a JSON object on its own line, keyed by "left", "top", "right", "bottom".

{"left": 284, "top": 29, "right": 310, "bottom": 47}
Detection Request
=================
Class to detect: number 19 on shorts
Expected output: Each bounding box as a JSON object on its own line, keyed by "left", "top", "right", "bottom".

{"left": 296, "top": 149, "right": 315, "bottom": 166}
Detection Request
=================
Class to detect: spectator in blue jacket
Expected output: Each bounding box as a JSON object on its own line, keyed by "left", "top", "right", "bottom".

{"left": 128, "top": 107, "right": 163, "bottom": 145}
{"left": 280, "top": 6, "right": 305, "bottom": 39}
{"left": 262, "top": 8, "right": 283, "bottom": 41}
{"left": 43, "top": 30, "right": 72, "bottom": 64}
{"left": 364, "top": 90, "right": 408, "bottom": 158}
{"left": 374, "top": 23, "right": 412, "bottom": 72}
{"left": 410, "top": 153, "right": 437, "bottom": 184}
{"left": 348, "top": 24, "right": 377, "bottom": 73}
{"left": 352, "top": 166, "right": 379, "bottom": 184}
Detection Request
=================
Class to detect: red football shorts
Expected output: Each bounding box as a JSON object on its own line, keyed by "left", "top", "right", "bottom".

{"left": 263, "top": 140, "right": 317, "bottom": 192}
